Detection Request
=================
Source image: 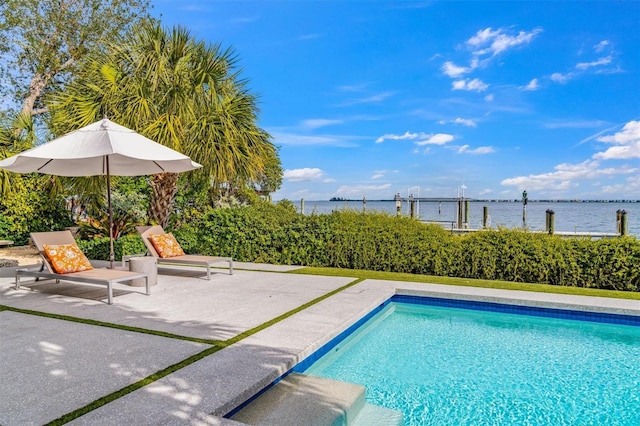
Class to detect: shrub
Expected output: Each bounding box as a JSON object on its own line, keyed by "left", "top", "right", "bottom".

{"left": 76, "top": 234, "right": 146, "bottom": 261}
{"left": 75, "top": 202, "right": 639, "bottom": 292}
{"left": 170, "top": 203, "right": 639, "bottom": 292}
{"left": 0, "top": 174, "right": 74, "bottom": 244}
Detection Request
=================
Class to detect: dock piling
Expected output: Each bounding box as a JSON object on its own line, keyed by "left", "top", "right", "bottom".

{"left": 618, "top": 210, "right": 628, "bottom": 236}
{"left": 464, "top": 199, "right": 470, "bottom": 229}
{"left": 546, "top": 209, "right": 555, "bottom": 235}
{"left": 409, "top": 195, "right": 416, "bottom": 219}
{"left": 522, "top": 190, "right": 528, "bottom": 226}
{"left": 483, "top": 206, "right": 489, "bottom": 228}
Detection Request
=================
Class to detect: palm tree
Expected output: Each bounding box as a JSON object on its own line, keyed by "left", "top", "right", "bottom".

{"left": 0, "top": 112, "right": 36, "bottom": 195}
{"left": 48, "top": 22, "right": 278, "bottom": 227}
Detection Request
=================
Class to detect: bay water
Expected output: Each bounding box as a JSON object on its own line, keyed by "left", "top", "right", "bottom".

{"left": 296, "top": 200, "right": 639, "bottom": 236}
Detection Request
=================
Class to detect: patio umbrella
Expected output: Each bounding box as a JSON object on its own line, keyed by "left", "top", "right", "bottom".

{"left": 0, "top": 118, "right": 202, "bottom": 268}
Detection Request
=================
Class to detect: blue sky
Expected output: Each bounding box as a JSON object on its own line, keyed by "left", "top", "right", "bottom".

{"left": 152, "top": 1, "right": 640, "bottom": 201}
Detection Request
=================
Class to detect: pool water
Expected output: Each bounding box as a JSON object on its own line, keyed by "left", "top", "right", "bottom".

{"left": 303, "top": 302, "right": 640, "bottom": 425}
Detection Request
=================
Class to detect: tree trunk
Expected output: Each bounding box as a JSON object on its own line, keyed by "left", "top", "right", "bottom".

{"left": 21, "top": 55, "right": 75, "bottom": 118}
{"left": 21, "top": 73, "right": 48, "bottom": 117}
{"left": 149, "top": 172, "right": 179, "bottom": 228}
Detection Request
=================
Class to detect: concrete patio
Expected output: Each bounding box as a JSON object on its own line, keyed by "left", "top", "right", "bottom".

{"left": 1, "top": 261, "right": 639, "bottom": 425}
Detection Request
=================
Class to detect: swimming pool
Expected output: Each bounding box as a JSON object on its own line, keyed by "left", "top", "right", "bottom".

{"left": 299, "top": 297, "right": 640, "bottom": 425}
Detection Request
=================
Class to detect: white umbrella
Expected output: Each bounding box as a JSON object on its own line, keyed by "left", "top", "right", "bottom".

{"left": 0, "top": 118, "right": 202, "bottom": 267}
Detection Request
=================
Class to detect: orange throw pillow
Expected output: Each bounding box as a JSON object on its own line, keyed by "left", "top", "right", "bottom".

{"left": 43, "top": 243, "right": 94, "bottom": 274}
{"left": 149, "top": 233, "right": 185, "bottom": 258}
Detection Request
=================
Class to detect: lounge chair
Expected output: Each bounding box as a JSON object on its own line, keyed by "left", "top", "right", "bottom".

{"left": 135, "top": 225, "right": 233, "bottom": 279}
{"left": 15, "top": 231, "right": 149, "bottom": 304}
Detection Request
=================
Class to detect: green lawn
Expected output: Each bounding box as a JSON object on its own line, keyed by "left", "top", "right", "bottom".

{"left": 290, "top": 266, "right": 640, "bottom": 300}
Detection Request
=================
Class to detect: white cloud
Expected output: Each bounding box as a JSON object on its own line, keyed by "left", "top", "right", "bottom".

{"left": 441, "top": 27, "right": 540, "bottom": 81}
{"left": 593, "top": 120, "right": 640, "bottom": 160}
{"left": 289, "top": 189, "right": 313, "bottom": 199}
{"left": 576, "top": 56, "right": 612, "bottom": 70}
{"left": 466, "top": 78, "right": 489, "bottom": 92}
{"left": 300, "top": 118, "right": 343, "bottom": 129}
{"left": 544, "top": 119, "right": 608, "bottom": 129}
{"left": 452, "top": 78, "right": 488, "bottom": 92}
{"left": 454, "top": 117, "right": 477, "bottom": 127}
{"left": 441, "top": 61, "right": 472, "bottom": 78}
{"left": 594, "top": 40, "right": 610, "bottom": 52}
{"left": 484, "top": 94, "right": 494, "bottom": 102}
{"left": 451, "top": 80, "right": 466, "bottom": 90}
{"left": 336, "top": 183, "right": 392, "bottom": 197}
{"left": 549, "top": 39, "right": 617, "bottom": 85}
{"left": 602, "top": 175, "right": 640, "bottom": 194}
{"left": 600, "top": 183, "right": 625, "bottom": 194}
{"left": 283, "top": 168, "right": 324, "bottom": 182}
{"left": 522, "top": 78, "right": 539, "bottom": 91}
{"left": 550, "top": 72, "right": 569, "bottom": 83}
{"left": 467, "top": 27, "right": 542, "bottom": 57}
{"left": 272, "top": 131, "right": 356, "bottom": 147}
{"left": 340, "top": 91, "right": 395, "bottom": 106}
{"left": 597, "top": 121, "right": 640, "bottom": 144}
{"left": 298, "top": 33, "right": 320, "bottom": 40}
{"left": 473, "top": 146, "right": 495, "bottom": 154}
{"left": 376, "top": 131, "right": 420, "bottom": 143}
{"left": 467, "top": 28, "right": 502, "bottom": 48}
{"left": 439, "top": 117, "right": 477, "bottom": 127}
{"left": 457, "top": 145, "right": 495, "bottom": 154}
{"left": 377, "top": 131, "right": 456, "bottom": 147}
{"left": 370, "top": 170, "right": 385, "bottom": 180}
{"left": 415, "top": 133, "right": 455, "bottom": 146}
{"left": 577, "top": 120, "right": 631, "bottom": 145}
{"left": 501, "top": 159, "right": 638, "bottom": 191}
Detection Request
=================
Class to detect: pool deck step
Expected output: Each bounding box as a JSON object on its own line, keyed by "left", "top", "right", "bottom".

{"left": 230, "top": 373, "right": 366, "bottom": 425}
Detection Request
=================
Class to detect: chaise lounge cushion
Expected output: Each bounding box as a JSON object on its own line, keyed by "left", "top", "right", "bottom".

{"left": 149, "top": 233, "right": 185, "bottom": 258}
{"left": 43, "top": 243, "right": 94, "bottom": 274}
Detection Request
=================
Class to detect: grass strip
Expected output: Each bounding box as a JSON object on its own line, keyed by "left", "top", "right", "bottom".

{"left": 224, "top": 277, "right": 364, "bottom": 346}
{"left": 45, "top": 344, "right": 222, "bottom": 426}
{"left": 289, "top": 267, "right": 640, "bottom": 300}
{"left": 0, "top": 305, "right": 221, "bottom": 345}
{"left": 18, "top": 264, "right": 637, "bottom": 424}
{"left": 26, "top": 276, "right": 364, "bottom": 424}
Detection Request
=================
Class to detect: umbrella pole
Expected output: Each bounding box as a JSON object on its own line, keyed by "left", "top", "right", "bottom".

{"left": 106, "top": 156, "right": 115, "bottom": 269}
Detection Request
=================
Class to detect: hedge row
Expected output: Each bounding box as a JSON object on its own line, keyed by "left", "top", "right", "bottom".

{"left": 82, "top": 202, "right": 640, "bottom": 292}
{"left": 178, "top": 203, "right": 639, "bottom": 292}
{"left": 76, "top": 234, "right": 146, "bottom": 263}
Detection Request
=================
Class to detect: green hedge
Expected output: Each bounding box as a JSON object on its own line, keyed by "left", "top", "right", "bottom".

{"left": 0, "top": 177, "right": 73, "bottom": 245}
{"left": 78, "top": 202, "right": 640, "bottom": 292}
{"left": 173, "top": 203, "right": 639, "bottom": 292}
{"left": 76, "top": 234, "right": 146, "bottom": 262}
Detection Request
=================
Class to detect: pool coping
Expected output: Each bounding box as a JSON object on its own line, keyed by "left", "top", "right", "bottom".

{"left": 222, "top": 280, "right": 640, "bottom": 420}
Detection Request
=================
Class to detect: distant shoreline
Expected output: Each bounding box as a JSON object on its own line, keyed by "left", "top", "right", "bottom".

{"left": 326, "top": 198, "right": 640, "bottom": 203}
